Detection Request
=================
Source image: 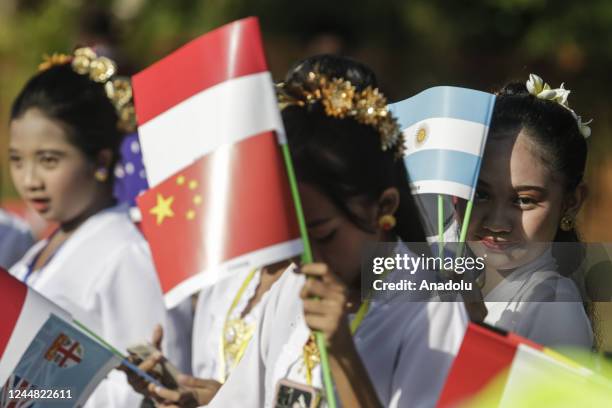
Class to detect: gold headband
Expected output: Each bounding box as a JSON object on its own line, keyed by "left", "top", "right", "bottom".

{"left": 38, "top": 47, "right": 136, "bottom": 133}
{"left": 277, "top": 71, "right": 404, "bottom": 158}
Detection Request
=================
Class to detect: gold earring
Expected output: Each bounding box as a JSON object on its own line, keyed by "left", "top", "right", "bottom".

{"left": 94, "top": 168, "right": 108, "bottom": 182}
{"left": 378, "top": 214, "right": 396, "bottom": 231}
{"left": 560, "top": 215, "right": 574, "bottom": 231}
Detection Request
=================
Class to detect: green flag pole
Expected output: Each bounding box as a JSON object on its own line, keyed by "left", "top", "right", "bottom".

{"left": 281, "top": 143, "right": 337, "bottom": 408}
{"left": 74, "top": 319, "right": 126, "bottom": 358}
{"left": 73, "top": 319, "right": 163, "bottom": 387}
{"left": 458, "top": 199, "right": 474, "bottom": 249}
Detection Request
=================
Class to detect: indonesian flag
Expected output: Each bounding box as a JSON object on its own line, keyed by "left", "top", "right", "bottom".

{"left": 0, "top": 269, "right": 120, "bottom": 406}
{"left": 133, "top": 17, "right": 302, "bottom": 308}
{"left": 437, "top": 323, "right": 600, "bottom": 407}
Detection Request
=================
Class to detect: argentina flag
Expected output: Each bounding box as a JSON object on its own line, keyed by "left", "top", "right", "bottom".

{"left": 390, "top": 87, "right": 496, "bottom": 201}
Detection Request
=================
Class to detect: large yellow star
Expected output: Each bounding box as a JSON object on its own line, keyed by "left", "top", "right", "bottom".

{"left": 150, "top": 193, "right": 175, "bottom": 225}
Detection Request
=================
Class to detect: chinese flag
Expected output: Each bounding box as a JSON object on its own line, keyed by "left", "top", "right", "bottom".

{"left": 133, "top": 18, "right": 302, "bottom": 307}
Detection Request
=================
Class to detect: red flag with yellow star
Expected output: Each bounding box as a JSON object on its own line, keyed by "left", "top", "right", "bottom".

{"left": 133, "top": 18, "right": 302, "bottom": 307}
{"left": 136, "top": 130, "right": 301, "bottom": 307}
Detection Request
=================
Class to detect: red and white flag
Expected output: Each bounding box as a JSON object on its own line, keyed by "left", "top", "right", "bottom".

{"left": 0, "top": 268, "right": 70, "bottom": 384}
{"left": 133, "top": 17, "right": 302, "bottom": 308}
{"left": 437, "top": 323, "right": 596, "bottom": 408}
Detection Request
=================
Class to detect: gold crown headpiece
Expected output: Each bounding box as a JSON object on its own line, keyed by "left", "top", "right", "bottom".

{"left": 276, "top": 71, "right": 404, "bottom": 158}
{"left": 38, "top": 47, "right": 136, "bottom": 133}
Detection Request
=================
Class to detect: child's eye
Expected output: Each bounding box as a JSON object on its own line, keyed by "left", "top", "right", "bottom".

{"left": 474, "top": 190, "right": 489, "bottom": 201}
{"left": 514, "top": 196, "right": 537, "bottom": 208}
{"left": 312, "top": 230, "right": 337, "bottom": 244}
{"left": 40, "top": 155, "right": 59, "bottom": 168}
{"left": 9, "top": 155, "right": 22, "bottom": 167}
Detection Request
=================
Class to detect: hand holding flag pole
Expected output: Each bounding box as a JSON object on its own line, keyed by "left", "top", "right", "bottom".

{"left": 281, "top": 144, "right": 338, "bottom": 408}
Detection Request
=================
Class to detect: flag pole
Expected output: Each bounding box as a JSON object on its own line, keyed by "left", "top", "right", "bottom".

{"left": 458, "top": 199, "right": 474, "bottom": 250}
{"left": 281, "top": 143, "right": 338, "bottom": 408}
{"left": 438, "top": 194, "right": 445, "bottom": 258}
{"left": 73, "top": 319, "right": 163, "bottom": 387}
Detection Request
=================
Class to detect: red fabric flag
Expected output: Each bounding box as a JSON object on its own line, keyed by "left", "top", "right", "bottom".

{"left": 132, "top": 18, "right": 302, "bottom": 307}
{"left": 137, "top": 131, "right": 300, "bottom": 307}
{"left": 437, "top": 323, "right": 545, "bottom": 408}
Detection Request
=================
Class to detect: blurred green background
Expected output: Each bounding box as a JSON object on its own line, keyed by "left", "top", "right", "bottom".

{"left": 0, "top": 0, "right": 611, "bottom": 349}
{"left": 1, "top": 0, "right": 611, "bottom": 243}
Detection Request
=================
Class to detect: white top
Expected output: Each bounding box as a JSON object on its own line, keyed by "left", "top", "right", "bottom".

{"left": 192, "top": 267, "right": 264, "bottom": 381}
{"left": 10, "top": 204, "right": 168, "bottom": 408}
{"left": 208, "top": 266, "right": 469, "bottom": 408}
{"left": 0, "top": 209, "right": 34, "bottom": 269}
{"left": 484, "top": 249, "right": 593, "bottom": 349}
{"left": 165, "top": 297, "right": 195, "bottom": 374}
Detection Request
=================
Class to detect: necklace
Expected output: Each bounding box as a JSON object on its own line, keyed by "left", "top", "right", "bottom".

{"left": 219, "top": 268, "right": 258, "bottom": 382}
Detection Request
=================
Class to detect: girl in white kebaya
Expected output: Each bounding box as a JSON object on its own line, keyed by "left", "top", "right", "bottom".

{"left": 7, "top": 48, "right": 168, "bottom": 407}
{"left": 147, "top": 55, "right": 469, "bottom": 408}
{"left": 458, "top": 75, "right": 594, "bottom": 348}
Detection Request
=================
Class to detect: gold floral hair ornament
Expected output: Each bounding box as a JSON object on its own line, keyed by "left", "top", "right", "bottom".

{"left": 277, "top": 71, "right": 404, "bottom": 158}
{"left": 38, "top": 53, "right": 72, "bottom": 71}
{"left": 526, "top": 73, "right": 592, "bottom": 138}
{"left": 38, "top": 47, "right": 136, "bottom": 133}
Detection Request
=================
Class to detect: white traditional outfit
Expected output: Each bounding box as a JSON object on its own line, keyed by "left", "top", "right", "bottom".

{"left": 191, "top": 266, "right": 267, "bottom": 382}
{"left": 208, "top": 263, "right": 469, "bottom": 408}
{"left": 165, "top": 297, "right": 196, "bottom": 374}
{"left": 10, "top": 204, "right": 168, "bottom": 407}
{"left": 484, "top": 249, "right": 593, "bottom": 348}
{"left": 0, "top": 209, "right": 34, "bottom": 269}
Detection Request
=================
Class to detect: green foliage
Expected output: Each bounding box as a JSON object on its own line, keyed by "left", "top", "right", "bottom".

{"left": 1, "top": 0, "right": 612, "bottom": 199}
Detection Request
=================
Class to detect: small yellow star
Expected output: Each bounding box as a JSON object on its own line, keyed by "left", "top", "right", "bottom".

{"left": 193, "top": 195, "right": 202, "bottom": 205}
{"left": 186, "top": 209, "right": 196, "bottom": 220}
{"left": 176, "top": 175, "right": 185, "bottom": 185}
{"left": 188, "top": 180, "right": 198, "bottom": 190}
{"left": 150, "top": 193, "right": 175, "bottom": 225}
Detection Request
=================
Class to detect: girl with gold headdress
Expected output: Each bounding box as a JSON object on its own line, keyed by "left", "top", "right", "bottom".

{"left": 7, "top": 49, "right": 168, "bottom": 407}
{"left": 146, "top": 55, "right": 468, "bottom": 408}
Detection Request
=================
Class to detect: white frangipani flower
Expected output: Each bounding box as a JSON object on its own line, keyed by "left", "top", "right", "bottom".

{"left": 526, "top": 73, "right": 544, "bottom": 95}
{"left": 525, "top": 73, "right": 592, "bottom": 139}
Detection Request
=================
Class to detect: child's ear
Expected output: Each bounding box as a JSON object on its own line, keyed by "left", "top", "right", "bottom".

{"left": 564, "top": 182, "right": 588, "bottom": 218}
{"left": 377, "top": 187, "right": 400, "bottom": 218}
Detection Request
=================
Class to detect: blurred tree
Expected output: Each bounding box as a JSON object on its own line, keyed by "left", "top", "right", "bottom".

{"left": 1, "top": 0, "right": 611, "bottom": 210}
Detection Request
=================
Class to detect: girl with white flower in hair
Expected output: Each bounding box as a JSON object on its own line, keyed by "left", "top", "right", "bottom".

{"left": 456, "top": 74, "right": 594, "bottom": 348}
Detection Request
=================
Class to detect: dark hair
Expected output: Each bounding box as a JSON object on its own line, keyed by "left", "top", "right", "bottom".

{"left": 282, "top": 55, "right": 427, "bottom": 243}
{"left": 10, "top": 63, "right": 122, "bottom": 180}
{"left": 492, "top": 81, "right": 588, "bottom": 274}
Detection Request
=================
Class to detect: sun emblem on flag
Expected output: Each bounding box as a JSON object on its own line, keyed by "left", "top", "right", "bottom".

{"left": 44, "top": 333, "right": 83, "bottom": 368}
{"left": 415, "top": 125, "right": 428, "bottom": 147}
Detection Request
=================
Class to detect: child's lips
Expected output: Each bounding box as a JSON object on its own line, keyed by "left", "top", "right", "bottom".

{"left": 28, "top": 198, "right": 51, "bottom": 213}
{"left": 479, "top": 237, "right": 519, "bottom": 251}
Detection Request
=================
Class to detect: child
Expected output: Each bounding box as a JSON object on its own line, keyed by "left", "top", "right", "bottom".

{"left": 459, "top": 74, "right": 593, "bottom": 348}
{"left": 7, "top": 48, "right": 168, "bottom": 407}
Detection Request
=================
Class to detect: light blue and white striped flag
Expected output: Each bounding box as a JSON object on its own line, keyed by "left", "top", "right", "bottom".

{"left": 390, "top": 86, "right": 496, "bottom": 201}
